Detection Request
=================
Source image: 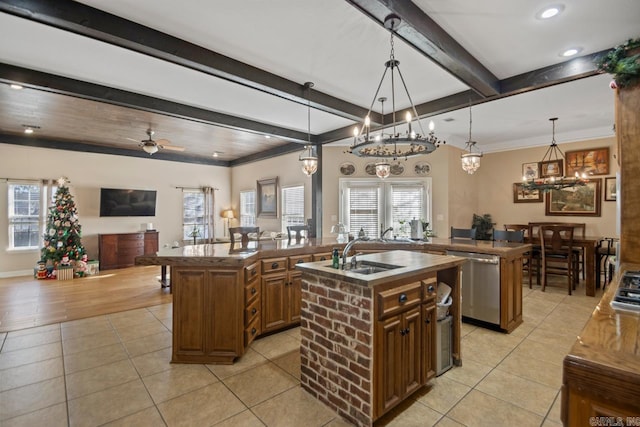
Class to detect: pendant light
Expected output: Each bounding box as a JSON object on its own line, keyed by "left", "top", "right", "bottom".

{"left": 460, "top": 101, "right": 483, "bottom": 174}
{"left": 299, "top": 82, "right": 318, "bottom": 176}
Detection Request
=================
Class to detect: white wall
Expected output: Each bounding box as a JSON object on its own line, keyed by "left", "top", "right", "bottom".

{"left": 0, "top": 143, "right": 230, "bottom": 276}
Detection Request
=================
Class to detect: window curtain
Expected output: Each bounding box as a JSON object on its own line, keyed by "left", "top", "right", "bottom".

{"left": 202, "top": 186, "right": 215, "bottom": 243}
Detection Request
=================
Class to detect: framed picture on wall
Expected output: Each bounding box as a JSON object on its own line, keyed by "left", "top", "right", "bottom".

{"left": 604, "top": 177, "right": 617, "bottom": 201}
{"left": 545, "top": 179, "right": 601, "bottom": 216}
{"left": 257, "top": 177, "right": 278, "bottom": 218}
{"left": 513, "top": 183, "right": 543, "bottom": 203}
{"left": 565, "top": 147, "right": 609, "bottom": 176}
{"left": 540, "top": 160, "right": 563, "bottom": 178}
{"left": 522, "top": 162, "right": 539, "bottom": 180}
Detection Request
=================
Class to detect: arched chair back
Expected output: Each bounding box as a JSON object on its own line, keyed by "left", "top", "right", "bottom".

{"left": 229, "top": 227, "right": 259, "bottom": 247}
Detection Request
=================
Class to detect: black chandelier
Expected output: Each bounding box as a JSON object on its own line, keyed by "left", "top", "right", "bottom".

{"left": 347, "top": 14, "right": 445, "bottom": 178}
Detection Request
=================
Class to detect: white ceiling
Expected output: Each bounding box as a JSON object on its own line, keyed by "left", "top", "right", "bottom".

{"left": 0, "top": 0, "right": 638, "bottom": 161}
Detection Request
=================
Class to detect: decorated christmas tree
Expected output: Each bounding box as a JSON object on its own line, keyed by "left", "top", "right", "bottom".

{"left": 41, "top": 177, "right": 85, "bottom": 265}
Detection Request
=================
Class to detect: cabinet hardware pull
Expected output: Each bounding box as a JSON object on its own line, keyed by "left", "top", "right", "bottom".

{"left": 425, "top": 318, "right": 430, "bottom": 324}
{"left": 296, "top": 259, "right": 303, "bottom": 264}
{"left": 251, "top": 308, "right": 257, "bottom": 315}
{"left": 251, "top": 328, "right": 257, "bottom": 335}
{"left": 272, "top": 262, "right": 279, "bottom": 269}
{"left": 320, "top": 256, "right": 326, "bottom": 260}
{"left": 398, "top": 293, "right": 408, "bottom": 303}
{"left": 404, "top": 328, "right": 410, "bottom": 335}
{"left": 251, "top": 269, "right": 257, "bottom": 276}
{"left": 251, "top": 287, "right": 257, "bottom": 294}
{"left": 428, "top": 285, "right": 434, "bottom": 293}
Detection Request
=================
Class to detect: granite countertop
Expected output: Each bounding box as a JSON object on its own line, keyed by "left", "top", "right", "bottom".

{"left": 295, "top": 250, "right": 467, "bottom": 287}
{"left": 565, "top": 262, "right": 640, "bottom": 379}
{"left": 135, "top": 237, "right": 530, "bottom": 267}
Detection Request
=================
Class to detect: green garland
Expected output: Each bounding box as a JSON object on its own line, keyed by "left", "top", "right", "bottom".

{"left": 596, "top": 38, "right": 640, "bottom": 88}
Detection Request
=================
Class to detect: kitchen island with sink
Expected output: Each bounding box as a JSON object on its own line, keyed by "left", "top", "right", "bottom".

{"left": 296, "top": 250, "right": 466, "bottom": 426}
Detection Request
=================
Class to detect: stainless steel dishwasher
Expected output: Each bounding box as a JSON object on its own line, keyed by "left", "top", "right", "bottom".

{"left": 446, "top": 250, "right": 501, "bottom": 326}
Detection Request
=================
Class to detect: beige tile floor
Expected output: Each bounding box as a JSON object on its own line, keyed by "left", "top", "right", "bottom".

{"left": 0, "top": 278, "right": 601, "bottom": 426}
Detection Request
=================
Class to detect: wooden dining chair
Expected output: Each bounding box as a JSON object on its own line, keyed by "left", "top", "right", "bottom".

{"left": 539, "top": 225, "right": 576, "bottom": 295}
{"left": 505, "top": 224, "right": 540, "bottom": 288}
{"left": 287, "top": 225, "right": 309, "bottom": 241}
{"left": 451, "top": 227, "right": 476, "bottom": 239}
{"left": 229, "top": 226, "right": 260, "bottom": 247}
{"left": 493, "top": 229, "right": 524, "bottom": 243}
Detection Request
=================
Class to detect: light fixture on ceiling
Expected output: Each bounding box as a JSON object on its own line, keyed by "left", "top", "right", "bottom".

{"left": 10, "top": 84, "right": 23, "bottom": 90}
{"left": 212, "top": 151, "right": 219, "bottom": 158}
{"left": 536, "top": 4, "right": 564, "bottom": 19}
{"left": 299, "top": 81, "right": 318, "bottom": 176}
{"left": 142, "top": 143, "right": 159, "bottom": 154}
{"left": 522, "top": 118, "right": 587, "bottom": 192}
{"left": 561, "top": 47, "right": 582, "bottom": 57}
{"left": 22, "top": 124, "right": 40, "bottom": 134}
{"left": 347, "top": 14, "right": 445, "bottom": 179}
{"left": 460, "top": 102, "right": 483, "bottom": 175}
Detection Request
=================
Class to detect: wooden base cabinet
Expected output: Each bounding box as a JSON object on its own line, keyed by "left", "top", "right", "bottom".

{"left": 99, "top": 231, "right": 158, "bottom": 270}
{"left": 261, "top": 255, "right": 309, "bottom": 333}
{"left": 171, "top": 267, "right": 243, "bottom": 364}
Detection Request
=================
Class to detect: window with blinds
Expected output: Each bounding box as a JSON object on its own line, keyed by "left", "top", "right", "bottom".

{"left": 8, "top": 182, "right": 42, "bottom": 249}
{"left": 281, "top": 185, "right": 305, "bottom": 230}
{"left": 182, "top": 190, "right": 206, "bottom": 240}
{"left": 240, "top": 190, "right": 256, "bottom": 226}
{"left": 339, "top": 178, "right": 431, "bottom": 239}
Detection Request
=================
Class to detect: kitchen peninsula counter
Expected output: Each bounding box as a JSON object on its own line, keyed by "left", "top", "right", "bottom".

{"left": 135, "top": 237, "right": 530, "bottom": 365}
{"left": 562, "top": 263, "right": 640, "bottom": 425}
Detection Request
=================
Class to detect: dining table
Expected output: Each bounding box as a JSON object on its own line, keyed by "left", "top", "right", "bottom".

{"left": 527, "top": 234, "right": 600, "bottom": 297}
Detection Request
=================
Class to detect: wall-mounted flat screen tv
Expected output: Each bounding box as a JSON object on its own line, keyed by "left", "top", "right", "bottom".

{"left": 100, "top": 188, "right": 157, "bottom": 217}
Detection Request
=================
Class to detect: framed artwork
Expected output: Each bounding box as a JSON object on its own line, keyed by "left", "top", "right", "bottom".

{"left": 339, "top": 162, "right": 355, "bottom": 176}
{"left": 545, "top": 179, "right": 601, "bottom": 216}
{"left": 414, "top": 161, "right": 431, "bottom": 175}
{"left": 390, "top": 163, "right": 404, "bottom": 176}
{"left": 605, "top": 176, "right": 617, "bottom": 201}
{"left": 540, "top": 160, "right": 563, "bottom": 178}
{"left": 565, "top": 147, "right": 609, "bottom": 176}
{"left": 257, "top": 177, "right": 278, "bottom": 218}
{"left": 364, "top": 163, "right": 377, "bottom": 176}
{"left": 513, "top": 183, "right": 543, "bottom": 203}
{"left": 522, "top": 162, "right": 539, "bottom": 180}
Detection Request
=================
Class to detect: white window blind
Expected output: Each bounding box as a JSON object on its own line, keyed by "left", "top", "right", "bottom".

{"left": 281, "top": 185, "right": 305, "bottom": 230}
{"left": 240, "top": 190, "right": 256, "bottom": 226}
{"left": 182, "top": 190, "right": 207, "bottom": 240}
{"left": 340, "top": 178, "right": 431, "bottom": 239}
{"left": 8, "top": 181, "right": 42, "bottom": 250}
{"left": 391, "top": 184, "right": 423, "bottom": 230}
{"left": 346, "top": 185, "right": 379, "bottom": 237}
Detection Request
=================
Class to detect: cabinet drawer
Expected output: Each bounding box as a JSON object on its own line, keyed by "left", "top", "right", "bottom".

{"left": 245, "top": 262, "right": 259, "bottom": 284}
{"left": 245, "top": 281, "right": 260, "bottom": 303}
{"left": 120, "top": 240, "right": 145, "bottom": 249}
{"left": 261, "top": 257, "right": 287, "bottom": 274}
{"left": 245, "top": 316, "right": 261, "bottom": 347}
{"left": 312, "top": 252, "right": 332, "bottom": 262}
{"left": 288, "top": 255, "right": 312, "bottom": 270}
{"left": 245, "top": 296, "right": 261, "bottom": 324}
{"left": 377, "top": 282, "right": 422, "bottom": 320}
{"left": 422, "top": 275, "right": 438, "bottom": 300}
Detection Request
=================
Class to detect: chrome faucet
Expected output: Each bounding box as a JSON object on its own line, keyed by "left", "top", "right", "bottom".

{"left": 342, "top": 238, "right": 366, "bottom": 268}
{"left": 381, "top": 226, "right": 394, "bottom": 239}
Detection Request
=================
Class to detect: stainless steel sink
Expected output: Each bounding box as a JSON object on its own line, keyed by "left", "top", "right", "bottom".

{"left": 327, "top": 261, "right": 403, "bottom": 275}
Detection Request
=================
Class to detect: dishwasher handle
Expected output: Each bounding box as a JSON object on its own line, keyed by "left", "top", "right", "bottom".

{"left": 446, "top": 251, "right": 500, "bottom": 265}
{"left": 469, "top": 257, "right": 500, "bottom": 265}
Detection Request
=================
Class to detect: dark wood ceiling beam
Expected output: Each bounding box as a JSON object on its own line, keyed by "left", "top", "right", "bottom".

{"left": 0, "top": 62, "right": 314, "bottom": 143}
{"left": 229, "top": 142, "right": 305, "bottom": 167}
{"left": 0, "top": 132, "right": 229, "bottom": 166}
{"left": 0, "top": 0, "right": 382, "bottom": 125}
{"left": 346, "top": 0, "right": 500, "bottom": 97}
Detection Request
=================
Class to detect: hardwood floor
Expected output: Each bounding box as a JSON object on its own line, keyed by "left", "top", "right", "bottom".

{"left": 0, "top": 266, "right": 172, "bottom": 333}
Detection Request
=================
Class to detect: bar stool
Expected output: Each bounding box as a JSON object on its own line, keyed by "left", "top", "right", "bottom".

{"left": 229, "top": 227, "right": 260, "bottom": 247}
{"left": 287, "top": 225, "right": 309, "bottom": 242}
{"left": 596, "top": 237, "right": 617, "bottom": 289}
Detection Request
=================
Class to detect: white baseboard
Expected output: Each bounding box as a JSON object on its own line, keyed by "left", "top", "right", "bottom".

{"left": 0, "top": 269, "right": 33, "bottom": 278}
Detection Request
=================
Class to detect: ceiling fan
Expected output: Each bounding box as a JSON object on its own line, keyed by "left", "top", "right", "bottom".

{"left": 128, "top": 129, "right": 185, "bottom": 155}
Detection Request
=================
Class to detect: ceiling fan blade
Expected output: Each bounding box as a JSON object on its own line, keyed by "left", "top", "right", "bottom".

{"left": 155, "top": 138, "right": 171, "bottom": 145}
{"left": 161, "top": 144, "right": 186, "bottom": 152}
{"left": 125, "top": 137, "right": 139, "bottom": 142}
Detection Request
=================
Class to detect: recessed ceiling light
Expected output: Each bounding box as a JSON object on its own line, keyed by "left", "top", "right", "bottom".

{"left": 264, "top": 135, "right": 271, "bottom": 139}
{"left": 22, "top": 124, "right": 40, "bottom": 134}
{"left": 10, "top": 84, "right": 23, "bottom": 90}
{"left": 536, "top": 4, "right": 564, "bottom": 19}
{"left": 24, "top": 127, "right": 34, "bottom": 134}
{"left": 212, "top": 152, "right": 218, "bottom": 158}
{"left": 561, "top": 47, "right": 582, "bottom": 57}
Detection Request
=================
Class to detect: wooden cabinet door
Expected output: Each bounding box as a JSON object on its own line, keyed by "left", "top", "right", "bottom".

{"left": 144, "top": 231, "right": 159, "bottom": 254}
{"left": 376, "top": 314, "right": 403, "bottom": 417}
{"left": 403, "top": 306, "right": 422, "bottom": 398}
{"left": 421, "top": 303, "right": 437, "bottom": 382}
{"left": 261, "top": 273, "right": 288, "bottom": 332}
{"left": 99, "top": 234, "right": 118, "bottom": 269}
{"left": 288, "top": 270, "right": 302, "bottom": 323}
